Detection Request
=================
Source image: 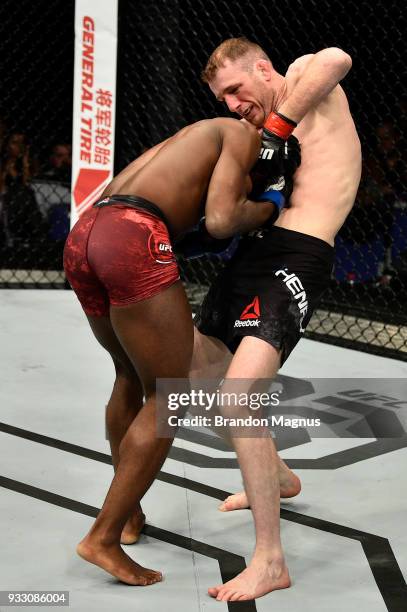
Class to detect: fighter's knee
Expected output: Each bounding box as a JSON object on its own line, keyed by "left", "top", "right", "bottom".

{"left": 113, "top": 356, "right": 137, "bottom": 379}
{"left": 119, "top": 426, "right": 143, "bottom": 456}
{"left": 118, "top": 412, "right": 159, "bottom": 456}
{"left": 193, "top": 326, "right": 204, "bottom": 352}
{"left": 190, "top": 327, "right": 207, "bottom": 371}
{"left": 190, "top": 327, "right": 232, "bottom": 378}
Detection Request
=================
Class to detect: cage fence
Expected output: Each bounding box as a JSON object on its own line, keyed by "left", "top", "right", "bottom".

{"left": 0, "top": 0, "right": 406, "bottom": 358}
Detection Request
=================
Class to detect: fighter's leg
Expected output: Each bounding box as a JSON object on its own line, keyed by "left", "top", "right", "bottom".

{"left": 190, "top": 327, "right": 300, "bottom": 504}
{"left": 77, "top": 281, "right": 194, "bottom": 585}
{"left": 208, "top": 336, "right": 290, "bottom": 601}
{"left": 86, "top": 315, "right": 145, "bottom": 544}
{"left": 189, "top": 326, "right": 232, "bottom": 379}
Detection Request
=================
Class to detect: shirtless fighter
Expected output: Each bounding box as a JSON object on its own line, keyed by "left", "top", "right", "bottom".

{"left": 191, "top": 39, "right": 362, "bottom": 601}
{"left": 63, "top": 117, "right": 300, "bottom": 586}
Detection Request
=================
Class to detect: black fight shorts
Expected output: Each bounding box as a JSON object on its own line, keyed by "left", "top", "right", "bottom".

{"left": 194, "top": 226, "right": 334, "bottom": 366}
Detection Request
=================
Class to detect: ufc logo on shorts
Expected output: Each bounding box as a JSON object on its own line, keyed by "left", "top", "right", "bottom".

{"left": 275, "top": 268, "right": 308, "bottom": 332}
{"left": 158, "top": 243, "right": 172, "bottom": 252}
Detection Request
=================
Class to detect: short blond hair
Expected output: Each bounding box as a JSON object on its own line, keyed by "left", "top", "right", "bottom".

{"left": 201, "top": 37, "right": 270, "bottom": 83}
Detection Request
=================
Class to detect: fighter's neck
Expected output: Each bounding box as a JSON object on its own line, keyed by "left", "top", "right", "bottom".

{"left": 269, "top": 74, "right": 287, "bottom": 114}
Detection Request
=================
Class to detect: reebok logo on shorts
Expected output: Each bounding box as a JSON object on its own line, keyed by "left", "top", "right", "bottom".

{"left": 241, "top": 296, "right": 260, "bottom": 319}
{"left": 275, "top": 268, "right": 308, "bottom": 332}
{"left": 234, "top": 296, "right": 261, "bottom": 327}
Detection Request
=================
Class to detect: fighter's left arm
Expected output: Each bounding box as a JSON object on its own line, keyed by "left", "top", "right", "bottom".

{"left": 274, "top": 48, "right": 352, "bottom": 125}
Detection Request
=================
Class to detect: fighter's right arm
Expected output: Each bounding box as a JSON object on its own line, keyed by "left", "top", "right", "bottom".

{"left": 278, "top": 49, "right": 352, "bottom": 124}
{"left": 263, "top": 48, "right": 352, "bottom": 139}
{"left": 205, "top": 120, "right": 277, "bottom": 239}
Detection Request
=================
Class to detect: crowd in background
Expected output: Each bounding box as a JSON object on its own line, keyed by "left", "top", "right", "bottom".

{"left": 337, "top": 96, "right": 407, "bottom": 287}
{"left": 0, "top": 117, "right": 71, "bottom": 269}
{"left": 0, "top": 107, "right": 406, "bottom": 287}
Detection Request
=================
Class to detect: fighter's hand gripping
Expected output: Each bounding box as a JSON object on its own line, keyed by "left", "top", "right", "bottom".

{"left": 249, "top": 133, "right": 301, "bottom": 224}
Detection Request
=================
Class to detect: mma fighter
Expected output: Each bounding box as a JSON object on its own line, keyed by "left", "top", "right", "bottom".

{"left": 189, "top": 38, "right": 362, "bottom": 601}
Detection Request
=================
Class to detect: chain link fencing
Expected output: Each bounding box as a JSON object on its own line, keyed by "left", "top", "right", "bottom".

{"left": 1, "top": 0, "right": 406, "bottom": 358}
{"left": 0, "top": 0, "right": 74, "bottom": 287}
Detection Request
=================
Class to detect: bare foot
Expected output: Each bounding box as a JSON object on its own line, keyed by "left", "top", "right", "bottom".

{"left": 219, "top": 491, "right": 250, "bottom": 512}
{"left": 218, "top": 459, "right": 301, "bottom": 511}
{"left": 77, "top": 535, "right": 162, "bottom": 586}
{"left": 278, "top": 458, "right": 302, "bottom": 498}
{"left": 121, "top": 508, "right": 146, "bottom": 545}
{"left": 208, "top": 555, "right": 290, "bottom": 601}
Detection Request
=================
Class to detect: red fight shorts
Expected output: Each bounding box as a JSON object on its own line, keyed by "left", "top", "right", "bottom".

{"left": 63, "top": 200, "right": 180, "bottom": 317}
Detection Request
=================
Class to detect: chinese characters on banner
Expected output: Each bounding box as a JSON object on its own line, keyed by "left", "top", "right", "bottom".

{"left": 71, "top": 1, "right": 118, "bottom": 225}
{"left": 95, "top": 91, "right": 113, "bottom": 165}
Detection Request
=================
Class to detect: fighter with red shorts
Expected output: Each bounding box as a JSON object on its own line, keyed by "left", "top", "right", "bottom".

{"left": 64, "top": 196, "right": 180, "bottom": 316}
{"left": 64, "top": 117, "right": 300, "bottom": 587}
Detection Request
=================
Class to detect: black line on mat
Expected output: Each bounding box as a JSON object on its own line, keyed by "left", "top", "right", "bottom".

{"left": 361, "top": 537, "right": 407, "bottom": 612}
{"left": 0, "top": 421, "right": 112, "bottom": 464}
{"left": 0, "top": 475, "right": 255, "bottom": 612}
{"left": 0, "top": 421, "right": 240, "bottom": 469}
{"left": 2, "top": 422, "right": 407, "bottom": 611}
{"left": 3, "top": 420, "right": 407, "bottom": 473}
{"left": 279, "top": 506, "right": 407, "bottom": 612}
{"left": 286, "top": 437, "right": 407, "bottom": 470}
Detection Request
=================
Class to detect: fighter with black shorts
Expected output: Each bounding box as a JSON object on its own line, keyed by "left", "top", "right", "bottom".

{"left": 194, "top": 38, "right": 361, "bottom": 602}
{"left": 195, "top": 225, "right": 334, "bottom": 365}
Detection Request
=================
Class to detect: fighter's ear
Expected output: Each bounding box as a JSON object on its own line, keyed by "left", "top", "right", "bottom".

{"left": 254, "top": 59, "right": 272, "bottom": 81}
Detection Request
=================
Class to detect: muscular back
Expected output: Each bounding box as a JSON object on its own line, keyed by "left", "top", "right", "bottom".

{"left": 103, "top": 118, "right": 257, "bottom": 237}
{"left": 275, "top": 58, "right": 362, "bottom": 245}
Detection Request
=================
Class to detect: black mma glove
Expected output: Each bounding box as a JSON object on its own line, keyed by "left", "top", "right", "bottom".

{"left": 249, "top": 134, "right": 301, "bottom": 231}
{"left": 174, "top": 217, "right": 236, "bottom": 259}
{"left": 249, "top": 110, "right": 299, "bottom": 193}
{"left": 250, "top": 133, "right": 301, "bottom": 195}
{"left": 248, "top": 111, "right": 301, "bottom": 227}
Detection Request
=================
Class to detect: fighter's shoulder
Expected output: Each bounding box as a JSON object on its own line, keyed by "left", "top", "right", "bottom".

{"left": 285, "top": 54, "right": 314, "bottom": 80}
{"left": 206, "top": 117, "right": 259, "bottom": 147}
{"left": 218, "top": 117, "right": 260, "bottom": 139}
{"left": 209, "top": 117, "right": 257, "bottom": 133}
{"left": 186, "top": 118, "right": 258, "bottom": 155}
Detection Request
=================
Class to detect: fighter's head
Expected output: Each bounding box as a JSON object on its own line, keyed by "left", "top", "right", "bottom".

{"left": 202, "top": 37, "right": 276, "bottom": 127}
